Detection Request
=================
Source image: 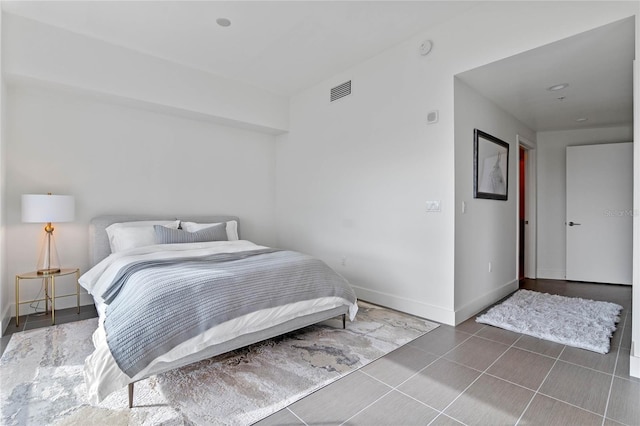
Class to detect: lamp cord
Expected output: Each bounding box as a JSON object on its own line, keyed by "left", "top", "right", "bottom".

{"left": 28, "top": 283, "right": 47, "bottom": 315}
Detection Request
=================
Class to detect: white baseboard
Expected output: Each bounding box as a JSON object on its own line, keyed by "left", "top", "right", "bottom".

{"left": 0, "top": 303, "right": 11, "bottom": 336}
{"left": 536, "top": 269, "right": 566, "bottom": 280}
{"left": 351, "top": 285, "right": 454, "bottom": 325}
{"left": 631, "top": 342, "right": 640, "bottom": 378}
{"left": 454, "top": 279, "right": 519, "bottom": 325}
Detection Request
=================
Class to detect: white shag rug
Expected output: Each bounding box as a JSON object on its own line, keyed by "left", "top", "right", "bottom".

{"left": 476, "top": 289, "right": 622, "bottom": 354}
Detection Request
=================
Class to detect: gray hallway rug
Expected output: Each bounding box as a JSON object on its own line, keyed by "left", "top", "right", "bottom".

{"left": 476, "top": 289, "right": 622, "bottom": 354}
{"left": 0, "top": 302, "right": 438, "bottom": 425}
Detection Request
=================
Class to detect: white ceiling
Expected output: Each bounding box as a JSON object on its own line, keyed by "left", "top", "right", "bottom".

{"left": 1, "top": 1, "right": 635, "bottom": 132}
{"left": 457, "top": 16, "right": 635, "bottom": 132}
{"left": 1, "top": 0, "right": 478, "bottom": 96}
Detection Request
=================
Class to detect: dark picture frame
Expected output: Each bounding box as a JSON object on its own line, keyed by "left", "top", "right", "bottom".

{"left": 474, "top": 129, "right": 509, "bottom": 200}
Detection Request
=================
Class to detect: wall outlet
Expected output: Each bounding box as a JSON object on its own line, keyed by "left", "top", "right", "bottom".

{"left": 426, "top": 200, "right": 441, "bottom": 212}
{"left": 488, "top": 262, "right": 492, "bottom": 272}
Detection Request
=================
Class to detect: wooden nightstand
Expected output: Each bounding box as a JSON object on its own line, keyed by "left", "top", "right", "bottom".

{"left": 15, "top": 268, "right": 80, "bottom": 326}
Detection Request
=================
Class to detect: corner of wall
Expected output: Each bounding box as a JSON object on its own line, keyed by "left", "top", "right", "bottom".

{"left": 630, "top": 12, "right": 640, "bottom": 376}
{"left": 631, "top": 341, "right": 640, "bottom": 378}
{"left": 352, "top": 285, "right": 456, "bottom": 326}
{"left": 454, "top": 279, "right": 518, "bottom": 325}
{"left": 453, "top": 77, "right": 534, "bottom": 321}
{"left": 0, "top": 11, "right": 8, "bottom": 335}
{"left": 0, "top": 305, "right": 10, "bottom": 335}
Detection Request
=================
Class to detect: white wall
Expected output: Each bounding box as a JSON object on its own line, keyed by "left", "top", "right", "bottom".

{"left": 453, "top": 79, "right": 536, "bottom": 323}
{"left": 0, "top": 11, "right": 8, "bottom": 332}
{"left": 536, "top": 126, "right": 633, "bottom": 280}
{"left": 0, "top": 12, "right": 288, "bottom": 325}
{"left": 276, "top": 39, "right": 458, "bottom": 324}
{"left": 276, "top": 2, "right": 639, "bottom": 325}
{"left": 4, "top": 84, "right": 278, "bottom": 316}
{"left": 632, "top": 47, "right": 640, "bottom": 377}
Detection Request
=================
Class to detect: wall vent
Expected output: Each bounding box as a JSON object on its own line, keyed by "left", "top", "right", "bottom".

{"left": 330, "top": 80, "right": 352, "bottom": 102}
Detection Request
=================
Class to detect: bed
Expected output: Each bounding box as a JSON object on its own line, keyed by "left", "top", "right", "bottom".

{"left": 79, "top": 215, "right": 358, "bottom": 407}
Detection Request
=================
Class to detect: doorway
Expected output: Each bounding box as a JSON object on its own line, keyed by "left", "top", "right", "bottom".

{"left": 517, "top": 135, "right": 536, "bottom": 281}
{"left": 565, "top": 142, "right": 633, "bottom": 285}
{"left": 519, "top": 147, "right": 526, "bottom": 281}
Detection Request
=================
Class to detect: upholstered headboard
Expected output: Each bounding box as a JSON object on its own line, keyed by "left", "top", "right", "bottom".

{"left": 89, "top": 215, "right": 241, "bottom": 267}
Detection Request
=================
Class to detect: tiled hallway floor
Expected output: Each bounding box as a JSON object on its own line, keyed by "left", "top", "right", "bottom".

{"left": 257, "top": 279, "right": 638, "bottom": 425}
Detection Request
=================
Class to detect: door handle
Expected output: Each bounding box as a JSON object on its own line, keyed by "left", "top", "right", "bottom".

{"left": 568, "top": 221, "right": 581, "bottom": 226}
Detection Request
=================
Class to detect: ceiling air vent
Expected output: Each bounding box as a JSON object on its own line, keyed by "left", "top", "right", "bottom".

{"left": 330, "top": 80, "right": 352, "bottom": 102}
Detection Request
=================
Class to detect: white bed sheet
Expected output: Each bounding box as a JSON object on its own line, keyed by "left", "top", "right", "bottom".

{"left": 80, "top": 241, "right": 358, "bottom": 404}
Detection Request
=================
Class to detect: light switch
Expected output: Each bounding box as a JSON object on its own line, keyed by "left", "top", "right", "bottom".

{"left": 426, "top": 201, "right": 441, "bottom": 212}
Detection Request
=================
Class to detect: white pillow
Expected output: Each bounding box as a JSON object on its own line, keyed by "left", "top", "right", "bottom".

{"left": 181, "top": 220, "right": 239, "bottom": 241}
{"left": 106, "top": 220, "right": 180, "bottom": 253}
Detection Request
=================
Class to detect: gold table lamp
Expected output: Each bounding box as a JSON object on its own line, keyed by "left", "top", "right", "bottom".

{"left": 22, "top": 193, "right": 75, "bottom": 275}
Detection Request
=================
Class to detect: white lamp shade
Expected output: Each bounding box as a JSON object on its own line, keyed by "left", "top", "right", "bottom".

{"left": 22, "top": 194, "right": 75, "bottom": 223}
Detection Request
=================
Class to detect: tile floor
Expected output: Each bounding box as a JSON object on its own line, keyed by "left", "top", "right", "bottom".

{"left": 1, "top": 279, "right": 637, "bottom": 425}
{"left": 257, "top": 279, "right": 638, "bottom": 426}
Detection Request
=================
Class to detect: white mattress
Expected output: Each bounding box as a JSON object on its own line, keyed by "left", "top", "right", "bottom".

{"left": 80, "top": 241, "right": 358, "bottom": 403}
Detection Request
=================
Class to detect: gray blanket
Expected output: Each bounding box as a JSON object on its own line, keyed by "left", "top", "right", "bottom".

{"left": 103, "top": 249, "right": 357, "bottom": 377}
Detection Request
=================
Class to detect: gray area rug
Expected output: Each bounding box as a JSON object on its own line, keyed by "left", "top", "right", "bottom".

{"left": 1, "top": 302, "right": 438, "bottom": 425}
{"left": 476, "top": 289, "right": 622, "bottom": 353}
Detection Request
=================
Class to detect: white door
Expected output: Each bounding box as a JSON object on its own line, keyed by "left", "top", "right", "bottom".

{"left": 566, "top": 143, "right": 633, "bottom": 285}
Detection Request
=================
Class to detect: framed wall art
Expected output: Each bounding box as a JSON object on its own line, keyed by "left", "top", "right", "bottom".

{"left": 474, "top": 129, "right": 509, "bottom": 200}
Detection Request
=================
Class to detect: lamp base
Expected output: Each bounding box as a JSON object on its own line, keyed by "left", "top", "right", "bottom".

{"left": 37, "top": 267, "right": 61, "bottom": 275}
{"left": 36, "top": 228, "right": 62, "bottom": 275}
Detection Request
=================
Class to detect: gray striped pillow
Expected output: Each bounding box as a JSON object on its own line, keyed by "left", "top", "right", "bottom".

{"left": 154, "top": 223, "right": 228, "bottom": 244}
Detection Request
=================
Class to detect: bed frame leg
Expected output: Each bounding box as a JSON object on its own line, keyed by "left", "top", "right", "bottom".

{"left": 128, "top": 383, "right": 134, "bottom": 408}
{"left": 342, "top": 313, "right": 346, "bottom": 329}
